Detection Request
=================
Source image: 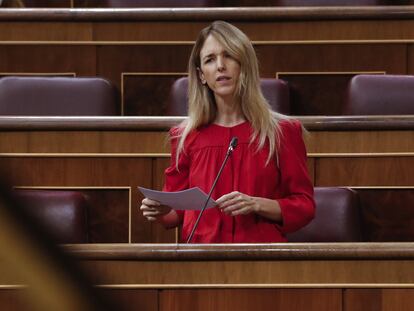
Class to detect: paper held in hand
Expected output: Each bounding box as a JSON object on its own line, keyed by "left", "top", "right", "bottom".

{"left": 138, "top": 186, "right": 217, "bottom": 211}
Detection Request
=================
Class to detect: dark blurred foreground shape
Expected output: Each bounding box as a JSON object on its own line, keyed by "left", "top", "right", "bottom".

{"left": 0, "top": 179, "right": 117, "bottom": 311}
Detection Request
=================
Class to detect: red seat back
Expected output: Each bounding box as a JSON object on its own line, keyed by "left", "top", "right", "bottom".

{"left": 345, "top": 74, "right": 414, "bottom": 115}
{"left": 287, "top": 187, "right": 362, "bottom": 242}
{"left": 0, "top": 76, "right": 119, "bottom": 116}
{"left": 13, "top": 190, "right": 89, "bottom": 243}
{"left": 167, "top": 77, "right": 290, "bottom": 116}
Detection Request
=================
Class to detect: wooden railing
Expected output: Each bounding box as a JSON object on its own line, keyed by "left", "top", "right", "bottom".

{"left": 2, "top": 243, "right": 414, "bottom": 310}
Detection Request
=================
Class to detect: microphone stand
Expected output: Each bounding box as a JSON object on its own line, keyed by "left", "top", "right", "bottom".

{"left": 186, "top": 137, "right": 237, "bottom": 243}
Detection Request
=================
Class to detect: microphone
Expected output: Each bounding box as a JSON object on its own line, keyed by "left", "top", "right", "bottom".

{"left": 186, "top": 136, "right": 238, "bottom": 243}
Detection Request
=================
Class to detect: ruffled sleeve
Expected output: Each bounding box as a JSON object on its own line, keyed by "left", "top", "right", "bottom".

{"left": 276, "top": 120, "right": 315, "bottom": 233}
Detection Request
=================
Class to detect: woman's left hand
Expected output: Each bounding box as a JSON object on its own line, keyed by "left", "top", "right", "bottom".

{"left": 216, "top": 191, "right": 259, "bottom": 216}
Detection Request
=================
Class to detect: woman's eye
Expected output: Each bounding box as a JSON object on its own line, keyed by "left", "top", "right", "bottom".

{"left": 204, "top": 58, "right": 212, "bottom": 64}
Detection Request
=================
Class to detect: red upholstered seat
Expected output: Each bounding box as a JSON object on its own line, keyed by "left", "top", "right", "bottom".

{"left": 287, "top": 187, "right": 362, "bottom": 242}
{"left": 13, "top": 190, "right": 89, "bottom": 244}
{"left": 0, "top": 76, "right": 119, "bottom": 116}
{"left": 345, "top": 74, "right": 414, "bottom": 115}
{"left": 167, "top": 77, "right": 290, "bottom": 116}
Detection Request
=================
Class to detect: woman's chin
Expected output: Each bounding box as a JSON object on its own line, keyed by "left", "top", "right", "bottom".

{"left": 213, "top": 88, "right": 237, "bottom": 100}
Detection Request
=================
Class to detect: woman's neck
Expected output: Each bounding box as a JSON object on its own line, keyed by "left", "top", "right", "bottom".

{"left": 214, "top": 96, "right": 245, "bottom": 126}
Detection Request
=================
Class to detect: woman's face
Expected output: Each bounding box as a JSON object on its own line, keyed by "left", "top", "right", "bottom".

{"left": 198, "top": 34, "right": 241, "bottom": 101}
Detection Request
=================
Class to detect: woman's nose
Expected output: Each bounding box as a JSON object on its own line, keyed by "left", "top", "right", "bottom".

{"left": 217, "top": 57, "right": 226, "bottom": 71}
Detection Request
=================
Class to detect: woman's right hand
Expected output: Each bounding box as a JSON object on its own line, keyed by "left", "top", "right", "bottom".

{"left": 140, "top": 198, "right": 172, "bottom": 222}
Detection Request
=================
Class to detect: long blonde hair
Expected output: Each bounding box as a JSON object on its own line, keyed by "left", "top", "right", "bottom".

{"left": 176, "top": 21, "right": 290, "bottom": 167}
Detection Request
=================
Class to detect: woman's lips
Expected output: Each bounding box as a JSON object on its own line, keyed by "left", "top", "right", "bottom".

{"left": 216, "top": 76, "right": 232, "bottom": 84}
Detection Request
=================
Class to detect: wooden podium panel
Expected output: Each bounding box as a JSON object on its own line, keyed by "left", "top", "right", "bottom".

{"left": 2, "top": 243, "right": 414, "bottom": 311}
{"left": 62, "top": 243, "right": 414, "bottom": 311}
{"left": 60, "top": 243, "right": 414, "bottom": 287}
{"left": 159, "top": 288, "right": 342, "bottom": 311}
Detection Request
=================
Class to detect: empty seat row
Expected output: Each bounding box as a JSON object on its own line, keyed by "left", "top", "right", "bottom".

{"left": 170, "top": 75, "right": 414, "bottom": 116}
{"left": 0, "top": 74, "right": 413, "bottom": 116}
{"left": 12, "top": 187, "right": 362, "bottom": 243}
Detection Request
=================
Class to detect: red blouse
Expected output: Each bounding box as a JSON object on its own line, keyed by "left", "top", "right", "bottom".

{"left": 163, "top": 119, "right": 315, "bottom": 243}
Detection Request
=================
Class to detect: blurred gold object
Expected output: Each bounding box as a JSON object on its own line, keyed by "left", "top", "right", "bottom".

{"left": 0, "top": 193, "right": 109, "bottom": 311}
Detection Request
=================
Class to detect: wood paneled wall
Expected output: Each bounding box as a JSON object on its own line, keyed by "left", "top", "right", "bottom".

{"left": 0, "top": 42, "right": 409, "bottom": 115}
{"left": 3, "top": 283, "right": 414, "bottom": 310}
{"left": 1, "top": 8, "right": 414, "bottom": 115}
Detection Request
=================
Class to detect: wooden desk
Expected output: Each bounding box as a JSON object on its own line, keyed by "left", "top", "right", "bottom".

{"left": 63, "top": 243, "right": 414, "bottom": 287}
{"left": 46, "top": 243, "right": 414, "bottom": 310}
{"left": 0, "top": 243, "right": 414, "bottom": 311}
{"left": 3, "top": 243, "right": 414, "bottom": 310}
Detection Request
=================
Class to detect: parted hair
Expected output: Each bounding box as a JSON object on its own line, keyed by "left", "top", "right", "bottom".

{"left": 175, "top": 21, "right": 290, "bottom": 167}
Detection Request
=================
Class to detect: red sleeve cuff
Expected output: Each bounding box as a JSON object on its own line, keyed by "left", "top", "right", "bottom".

{"left": 277, "top": 195, "right": 315, "bottom": 234}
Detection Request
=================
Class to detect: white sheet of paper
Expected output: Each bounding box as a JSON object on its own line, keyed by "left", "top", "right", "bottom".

{"left": 138, "top": 186, "right": 217, "bottom": 211}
